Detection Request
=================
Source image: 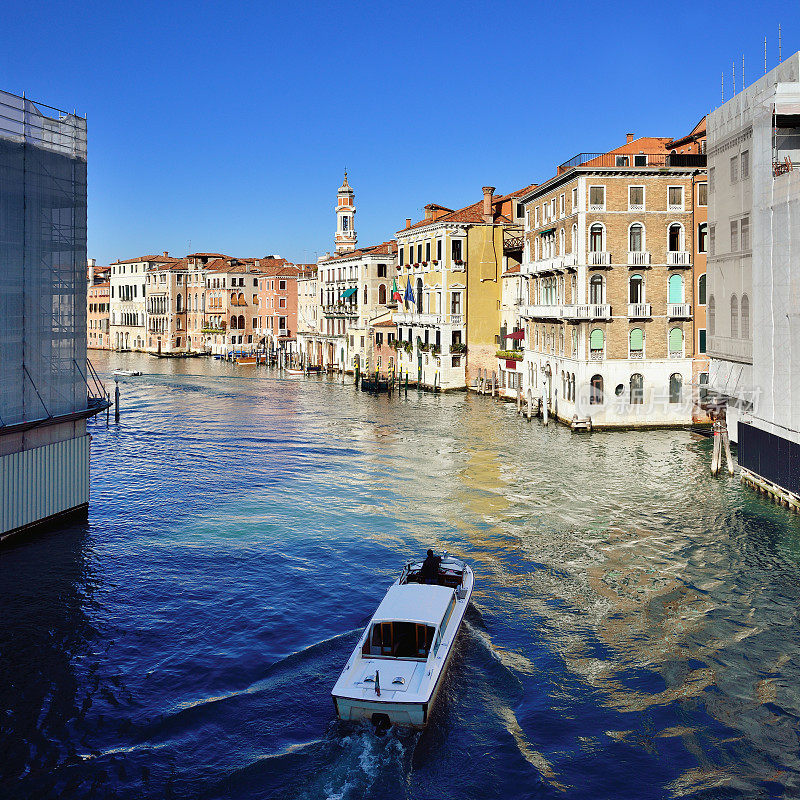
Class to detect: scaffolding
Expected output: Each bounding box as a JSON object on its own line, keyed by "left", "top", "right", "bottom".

{"left": 0, "top": 90, "right": 88, "bottom": 429}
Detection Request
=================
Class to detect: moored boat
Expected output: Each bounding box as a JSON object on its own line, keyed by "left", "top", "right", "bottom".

{"left": 236, "top": 356, "right": 257, "bottom": 365}
{"left": 332, "top": 553, "right": 473, "bottom": 728}
{"left": 285, "top": 367, "right": 304, "bottom": 376}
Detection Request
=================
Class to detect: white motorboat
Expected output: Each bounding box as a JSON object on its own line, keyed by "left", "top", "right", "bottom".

{"left": 332, "top": 553, "right": 473, "bottom": 728}
{"left": 112, "top": 370, "right": 141, "bottom": 377}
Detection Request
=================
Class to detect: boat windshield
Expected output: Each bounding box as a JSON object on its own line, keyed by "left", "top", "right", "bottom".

{"left": 362, "top": 621, "right": 435, "bottom": 659}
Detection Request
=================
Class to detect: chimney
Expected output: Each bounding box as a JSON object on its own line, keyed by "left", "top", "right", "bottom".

{"left": 163, "top": 251, "right": 169, "bottom": 257}
{"left": 405, "top": 218, "right": 412, "bottom": 229}
{"left": 87, "top": 258, "right": 96, "bottom": 267}
{"left": 482, "top": 186, "right": 496, "bottom": 223}
{"left": 626, "top": 133, "right": 634, "bottom": 144}
{"left": 424, "top": 204, "right": 434, "bottom": 221}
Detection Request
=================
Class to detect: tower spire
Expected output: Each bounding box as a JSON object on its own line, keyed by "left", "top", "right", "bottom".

{"left": 335, "top": 171, "right": 356, "bottom": 254}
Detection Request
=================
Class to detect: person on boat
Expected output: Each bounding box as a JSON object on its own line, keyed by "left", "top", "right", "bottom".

{"left": 421, "top": 550, "right": 441, "bottom": 584}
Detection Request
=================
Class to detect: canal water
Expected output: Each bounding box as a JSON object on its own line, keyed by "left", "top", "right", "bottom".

{"left": 2, "top": 352, "right": 800, "bottom": 800}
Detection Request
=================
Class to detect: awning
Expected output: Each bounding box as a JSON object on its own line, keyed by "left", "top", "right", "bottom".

{"left": 539, "top": 227, "right": 556, "bottom": 236}
{"left": 341, "top": 287, "right": 357, "bottom": 299}
{"left": 505, "top": 330, "right": 525, "bottom": 340}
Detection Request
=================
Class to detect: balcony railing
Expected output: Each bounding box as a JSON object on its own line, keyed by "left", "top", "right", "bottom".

{"left": 668, "top": 350, "right": 685, "bottom": 358}
{"left": 520, "top": 304, "right": 562, "bottom": 319}
{"left": 629, "top": 350, "right": 644, "bottom": 359}
{"left": 667, "top": 303, "right": 691, "bottom": 318}
{"left": 557, "top": 152, "right": 705, "bottom": 173}
{"left": 628, "top": 303, "right": 652, "bottom": 318}
{"left": 589, "top": 349, "right": 604, "bottom": 361}
{"left": 627, "top": 251, "right": 651, "bottom": 267}
{"left": 667, "top": 251, "right": 691, "bottom": 267}
{"left": 323, "top": 303, "right": 357, "bottom": 316}
{"left": 588, "top": 251, "right": 611, "bottom": 266}
{"left": 574, "top": 304, "right": 611, "bottom": 320}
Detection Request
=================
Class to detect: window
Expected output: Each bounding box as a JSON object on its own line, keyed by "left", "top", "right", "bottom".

{"left": 634, "top": 154, "right": 648, "bottom": 166}
{"left": 590, "top": 328, "right": 604, "bottom": 352}
{"left": 698, "top": 223, "right": 708, "bottom": 254}
{"left": 279, "top": 298, "right": 286, "bottom": 308}
{"left": 589, "top": 186, "right": 605, "bottom": 210}
{"left": 741, "top": 294, "right": 750, "bottom": 338}
{"left": 630, "top": 373, "right": 644, "bottom": 404}
{"left": 376, "top": 333, "right": 383, "bottom": 347}
{"left": 730, "top": 220, "right": 739, "bottom": 252}
{"left": 668, "top": 186, "right": 684, "bottom": 211}
{"left": 698, "top": 273, "right": 706, "bottom": 305}
{"left": 279, "top": 280, "right": 286, "bottom": 290}
{"left": 669, "top": 374, "right": 683, "bottom": 404}
{"left": 436, "top": 239, "right": 442, "bottom": 261}
{"left": 425, "top": 242, "right": 431, "bottom": 262}
{"left": 534, "top": 206, "right": 539, "bottom": 227}
{"left": 590, "top": 275, "right": 604, "bottom": 304}
{"left": 615, "top": 154, "right": 630, "bottom": 166}
{"left": 589, "top": 223, "right": 604, "bottom": 252}
{"left": 399, "top": 247, "right": 404, "bottom": 266}
{"left": 571, "top": 187, "right": 578, "bottom": 211}
{"left": 741, "top": 150, "right": 750, "bottom": 179}
{"left": 699, "top": 329, "right": 707, "bottom": 354}
{"left": 697, "top": 182, "right": 707, "bottom": 206}
{"left": 629, "top": 327, "right": 644, "bottom": 355}
{"left": 417, "top": 244, "right": 423, "bottom": 263}
{"left": 559, "top": 194, "right": 565, "bottom": 217}
{"left": 730, "top": 156, "right": 739, "bottom": 183}
{"left": 450, "top": 291, "right": 462, "bottom": 315}
{"left": 668, "top": 223, "right": 683, "bottom": 252}
{"left": 378, "top": 284, "right": 386, "bottom": 304}
{"left": 730, "top": 294, "right": 739, "bottom": 337}
{"left": 629, "top": 186, "right": 644, "bottom": 211}
{"left": 668, "top": 327, "right": 683, "bottom": 355}
{"left": 668, "top": 274, "right": 684, "bottom": 304}
{"left": 377, "top": 264, "right": 387, "bottom": 277}
{"left": 708, "top": 295, "right": 716, "bottom": 335}
{"left": 629, "top": 223, "right": 643, "bottom": 252}
{"left": 629, "top": 274, "right": 644, "bottom": 304}
{"left": 452, "top": 239, "right": 462, "bottom": 262}
{"left": 740, "top": 216, "right": 750, "bottom": 250}
{"left": 590, "top": 374, "right": 604, "bottom": 404}
{"left": 517, "top": 203, "right": 524, "bottom": 219}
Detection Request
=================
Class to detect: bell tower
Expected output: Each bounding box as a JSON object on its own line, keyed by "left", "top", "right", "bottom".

{"left": 335, "top": 171, "right": 357, "bottom": 253}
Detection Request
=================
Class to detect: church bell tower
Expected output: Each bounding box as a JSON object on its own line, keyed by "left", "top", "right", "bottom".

{"left": 334, "top": 171, "right": 357, "bottom": 254}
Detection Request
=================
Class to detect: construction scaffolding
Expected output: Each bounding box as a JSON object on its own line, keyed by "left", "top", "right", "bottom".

{"left": 0, "top": 90, "right": 88, "bottom": 428}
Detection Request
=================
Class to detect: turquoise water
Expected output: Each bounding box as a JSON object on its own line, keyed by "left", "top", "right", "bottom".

{"left": 2, "top": 351, "right": 800, "bottom": 799}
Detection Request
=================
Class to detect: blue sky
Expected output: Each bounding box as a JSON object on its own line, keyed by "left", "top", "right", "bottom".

{"left": 2, "top": 1, "right": 794, "bottom": 265}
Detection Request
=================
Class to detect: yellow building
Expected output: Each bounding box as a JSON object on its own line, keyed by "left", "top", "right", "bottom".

{"left": 394, "top": 186, "right": 531, "bottom": 389}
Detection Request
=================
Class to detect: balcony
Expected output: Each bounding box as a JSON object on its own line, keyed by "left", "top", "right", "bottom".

{"left": 589, "top": 349, "right": 604, "bottom": 361}
{"left": 627, "top": 251, "right": 651, "bottom": 267}
{"left": 323, "top": 304, "right": 357, "bottom": 317}
{"left": 572, "top": 304, "right": 611, "bottom": 320}
{"left": 667, "top": 303, "right": 691, "bottom": 318}
{"left": 588, "top": 251, "right": 611, "bottom": 267}
{"left": 628, "top": 303, "right": 652, "bottom": 318}
{"left": 667, "top": 251, "right": 691, "bottom": 267}
{"left": 556, "top": 152, "right": 705, "bottom": 173}
{"left": 520, "top": 304, "right": 562, "bottom": 319}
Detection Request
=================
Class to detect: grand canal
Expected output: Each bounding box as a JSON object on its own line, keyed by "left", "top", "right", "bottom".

{"left": 2, "top": 352, "right": 800, "bottom": 799}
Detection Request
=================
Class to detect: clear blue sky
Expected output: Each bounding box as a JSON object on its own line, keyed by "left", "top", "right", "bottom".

{"left": 2, "top": 1, "right": 794, "bottom": 265}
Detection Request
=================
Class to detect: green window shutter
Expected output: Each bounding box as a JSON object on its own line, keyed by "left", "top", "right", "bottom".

{"left": 590, "top": 329, "right": 604, "bottom": 349}
{"left": 699, "top": 329, "right": 707, "bottom": 353}
{"left": 668, "top": 274, "right": 683, "bottom": 304}
{"left": 629, "top": 328, "right": 644, "bottom": 351}
{"left": 669, "top": 327, "right": 683, "bottom": 352}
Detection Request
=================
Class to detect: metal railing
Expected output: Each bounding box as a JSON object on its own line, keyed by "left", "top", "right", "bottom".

{"left": 557, "top": 152, "right": 705, "bottom": 173}
{"left": 627, "top": 251, "right": 651, "bottom": 266}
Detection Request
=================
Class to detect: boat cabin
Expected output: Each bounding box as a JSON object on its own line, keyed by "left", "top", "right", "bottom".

{"left": 360, "top": 584, "right": 457, "bottom": 661}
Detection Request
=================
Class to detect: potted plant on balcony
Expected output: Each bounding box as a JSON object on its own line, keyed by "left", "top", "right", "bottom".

{"left": 449, "top": 342, "right": 466, "bottom": 354}
{"left": 419, "top": 342, "right": 430, "bottom": 352}
{"left": 495, "top": 349, "right": 523, "bottom": 361}
{"left": 431, "top": 344, "right": 441, "bottom": 355}
{"left": 403, "top": 341, "right": 412, "bottom": 354}
{"left": 421, "top": 261, "right": 427, "bottom": 266}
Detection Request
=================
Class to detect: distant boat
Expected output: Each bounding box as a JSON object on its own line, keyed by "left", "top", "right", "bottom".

{"left": 332, "top": 553, "right": 473, "bottom": 729}
{"left": 286, "top": 367, "right": 304, "bottom": 376}
{"left": 113, "top": 369, "right": 141, "bottom": 377}
{"left": 236, "top": 356, "right": 257, "bottom": 365}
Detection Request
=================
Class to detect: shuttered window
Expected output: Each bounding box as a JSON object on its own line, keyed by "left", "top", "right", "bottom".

{"left": 629, "top": 328, "right": 644, "bottom": 352}
{"left": 669, "top": 327, "right": 683, "bottom": 354}
{"left": 590, "top": 329, "right": 604, "bottom": 350}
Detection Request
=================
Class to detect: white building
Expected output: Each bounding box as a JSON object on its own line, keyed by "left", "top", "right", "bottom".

{"left": 296, "top": 265, "right": 321, "bottom": 364}
{"left": 110, "top": 253, "right": 176, "bottom": 351}
{"left": 0, "top": 90, "right": 105, "bottom": 540}
{"left": 145, "top": 258, "right": 190, "bottom": 355}
{"left": 707, "top": 53, "right": 800, "bottom": 504}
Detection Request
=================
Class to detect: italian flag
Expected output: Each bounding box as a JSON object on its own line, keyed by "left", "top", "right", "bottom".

{"left": 392, "top": 278, "right": 403, "bottom": 303}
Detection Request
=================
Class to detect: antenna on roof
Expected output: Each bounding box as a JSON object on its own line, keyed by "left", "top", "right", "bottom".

{"left": 721, "top": 72, "right": 724, "bottom": 103}
{"left": 779, "top": 24, "right": 782, "bottom": 63}
{"left": 765, "top": 36, "right": 768, "bottom": 74}
{"left": 742, "top": 54, "right": 745, "bottom": 90}
{"left": 733, "top": 61, "right": 736, "bottom": 95}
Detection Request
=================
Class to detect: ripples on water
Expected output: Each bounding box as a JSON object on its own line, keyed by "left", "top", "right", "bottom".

{"left": 2, "top": 352, "right": 800, "bottom": 799}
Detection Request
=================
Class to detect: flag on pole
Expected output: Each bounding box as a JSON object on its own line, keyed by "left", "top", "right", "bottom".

{"left": 404, "top": 277, "right": 414, "bottom": 307}
{"left": 392, "top": 278, "right": 402, "bottom": 303}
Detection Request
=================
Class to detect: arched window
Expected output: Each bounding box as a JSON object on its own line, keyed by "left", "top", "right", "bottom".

{"left": 590, "top": 328, "right": 604, "bottom": 353}
{"left": 590, "top": 374, "right": 604, "bottom": 405}
{"left": 238, "top": 292, "right": 245, "bottom": 306}
{"left": 741, "top": 294, "right": 750, "bottom": 338}
{"left": 559, "top": 228, "right": 565, "bottom": 255}
{"left": 589, "top": 223, "right": 604, "bottom": 252}
{"left": 230, "top": 315, "right": 237, "bottom": 329}
{"left": 629, "top": 274, "right": 643, "bottom": 304}
{"left": 379, "top": 284, "right": 386, "bottom": 304}
{"left": 238, "top": 315, "right": 245, "bottom": 330}
{"left": 363, "top": 285, "right": 368, "bottom": 305}
{"left": 669, "top": 373, "right": 683, "bottom": 404}
{"left": 571, "top": 223, "right": 578, "bottom": 254}
{"left": 629, "top": 327, "right": 644, "bottom": 356}
{"left": 590, "top": 275, "right": 604, "bottom": 304}
{"left": 708, "top": 294, "right": 715, "bottom": 335}
{"left": 668, "top": 327, "right": 683, "bottom": 355}
{"left": 629, "top": 223, "right": 644, "bottom": 252}
{"left": 630, "top": 373, "right": 644, "bottom": 404}
{"left": 176, "top": 293, "right": 183, "bottom": 313}
{"left": 668, "top": 274, "right": 684, "bottom": 304}
{"left": 698, "top": 274, "right": 706, "bottom": 305}
{"left": 668, "top": 223, "right": 683, "bottom": 252}
{"left": 416, "top": 279, "right": 423, "bottom": 312}
{"left": 730, "top": 294, "right": 739, "bottom": 338}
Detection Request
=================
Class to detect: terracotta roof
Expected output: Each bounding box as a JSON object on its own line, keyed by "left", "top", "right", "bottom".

{"left": 89, "top": 281, "right": 110, "bottom": 290}
{"left": 187, "top": 252, "right": 230, "bottom": 259}
{"left": 503, "top": 265, "right": 521, "bottom": 274}
{"left": 111, "top": 254, "right": 179, "bottom": 265}
{"left": 323, "top": 241, "right": 397, "bottom": 263}
{"left": 666, "top": 116, "right": 707, "bottom": 149}
{"left": 148, "top": 257, "right": 190, "bottom": 272}
{"left": 401, "top": 199, "right": 514, "bottom": 233}
{"left": 372, "top": 319, "right": 397, "bottom": 327}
